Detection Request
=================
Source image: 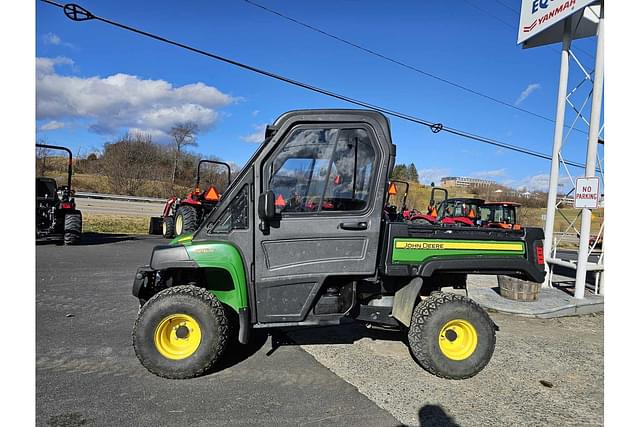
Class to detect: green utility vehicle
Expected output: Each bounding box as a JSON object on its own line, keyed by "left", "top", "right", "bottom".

{"left": 132, "top": 110, "right": 545, "bottom": 380}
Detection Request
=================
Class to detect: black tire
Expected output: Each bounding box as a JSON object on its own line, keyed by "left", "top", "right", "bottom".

{"left": 408, "top": 292, "right": 496, "bottom": 379}
{"left": 63, "top": 213, "right": 82, "bottom": 245}
{"left": 175, "top": 205, "right": 198, "bottom": 236}
{"left": 133, "top": 285, "right": 229, "bottom": 379}
{"left": 162, "top": 216, "right": 175, "bottom": 238}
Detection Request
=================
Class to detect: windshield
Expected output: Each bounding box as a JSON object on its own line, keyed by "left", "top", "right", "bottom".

{"left": 481, "top": 205, "right": 517, "bottom": 224}
{"left": 440, "top": 201, "right": 481, "bottom": 218}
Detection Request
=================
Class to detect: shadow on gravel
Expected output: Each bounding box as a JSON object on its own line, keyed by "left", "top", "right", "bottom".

{"left": 395, "top": 405, "right": 459, "bottom": 427}
{"left": 416, "top": 405, "right": 460, "bottom": 427}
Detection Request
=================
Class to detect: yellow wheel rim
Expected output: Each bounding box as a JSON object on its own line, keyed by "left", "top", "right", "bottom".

{"left": 162, "top": 221, "right": 167, "bottom": 235}
{"left": 438, "top": 319, "right": 478, "bottom": 361}
{"left": 154, "top": 314, "right": 202, "bottom": 360}
{"left": 175, "top": 215, "right": 183, "bottom": 235}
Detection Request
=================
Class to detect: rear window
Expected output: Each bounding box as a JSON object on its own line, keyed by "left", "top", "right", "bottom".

{"left": 36, "top": 179, "right": 57, "bottom": 198}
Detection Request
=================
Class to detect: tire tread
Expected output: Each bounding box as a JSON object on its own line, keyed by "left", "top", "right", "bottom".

{"left": 133, "top": 285, "right": 229, "bottom": 379}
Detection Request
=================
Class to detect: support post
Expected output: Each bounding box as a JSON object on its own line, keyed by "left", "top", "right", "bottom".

{"left": 543, "top": 19, "right": 572, "bottom": 287}
{"left": 575, "top": 8, "right": 604, "bottom": 299}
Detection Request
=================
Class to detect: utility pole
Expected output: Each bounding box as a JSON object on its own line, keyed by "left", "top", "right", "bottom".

{"left": 574, "top": 6, "right": 604, "bottom": 299}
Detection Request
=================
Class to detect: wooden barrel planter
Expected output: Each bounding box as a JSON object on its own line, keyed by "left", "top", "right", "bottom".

{"left": 498, "top": 275, "right": 541, "bottom": 302}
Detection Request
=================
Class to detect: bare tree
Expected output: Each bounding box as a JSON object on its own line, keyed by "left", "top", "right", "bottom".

{"left": 102, "top": 132, "right": 158, "bottom": 195}
{"left": 36, "top": 139, "right": 50, "bottom": 176}
{"left": 169, "top": 121, "right": 199, "bottom": 188}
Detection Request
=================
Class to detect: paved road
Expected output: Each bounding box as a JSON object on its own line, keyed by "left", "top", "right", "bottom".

{"left": 36, "top": 235, "right": 398, "bottom": 427}
{"left": 37, "top": 235, "right": 603, "bottom": 426}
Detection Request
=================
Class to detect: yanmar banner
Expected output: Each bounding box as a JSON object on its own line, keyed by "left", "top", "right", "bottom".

{"left": 518, "top": 0, "right": 597, "bottom": 45}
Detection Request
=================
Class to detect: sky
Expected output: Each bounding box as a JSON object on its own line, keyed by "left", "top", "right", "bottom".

{"left": 35, "top": 0, "right": 604, "bottom": 192}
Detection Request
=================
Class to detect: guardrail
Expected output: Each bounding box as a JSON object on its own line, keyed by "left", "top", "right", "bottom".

{"left": 75, "top": 192, "right": 165, "bottom": 203}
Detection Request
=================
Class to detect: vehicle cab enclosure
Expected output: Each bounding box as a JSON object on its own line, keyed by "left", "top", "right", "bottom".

{"left": 133, "top": 110, "right": 545, "bottom": 342}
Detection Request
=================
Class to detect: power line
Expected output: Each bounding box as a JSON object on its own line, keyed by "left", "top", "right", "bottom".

{"left": 494, "top": 0, "right": 520, "bottom": 15}
{"left": 242, "top": 0, "right": 587, "bottom": 135}
{"left": 39, "top": 1, "right": 597, "bottom": 172}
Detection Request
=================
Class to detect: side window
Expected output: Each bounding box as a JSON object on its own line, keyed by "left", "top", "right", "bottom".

{"left": 269, "top": 128, "right": 339, "bottom": 213}
{"left": 206, "top": 185, "right": 249, "bottom": 234}
{"left": 323, "top": 129, "right": 375, "bottom": 211}
{"left": 268, "top": 127, "right": 377, "bottom": 214}
{"left": 480, "top": 207, "right": 492, "bottom": 222}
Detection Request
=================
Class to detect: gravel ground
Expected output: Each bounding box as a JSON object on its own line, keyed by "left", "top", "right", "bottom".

{"left": 288, "top": 310, "right": 603, "bottom": 427}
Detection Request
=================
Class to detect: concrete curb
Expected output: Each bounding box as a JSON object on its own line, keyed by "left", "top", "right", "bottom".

{"left": 469, "top": 287, "right": 604, "bottom": 318}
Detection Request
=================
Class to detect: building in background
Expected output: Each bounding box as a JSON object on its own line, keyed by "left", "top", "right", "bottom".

{"left": 440, "top": 176, "right": 497, "bottom": 188}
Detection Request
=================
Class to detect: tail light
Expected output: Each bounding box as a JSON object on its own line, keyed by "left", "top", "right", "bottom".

{"left": 60, "top": 202, "right": 74, "bottom": 209}
{"left": 535, "top": 243, "right": 545, "bottom": 265}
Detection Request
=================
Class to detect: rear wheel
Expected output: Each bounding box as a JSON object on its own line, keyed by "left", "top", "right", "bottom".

{"left": 408, "top": 292, "right": 496, "bottom": 379}
{"left": 133, "top": 285, "right": 230, "bottom": 379}
{"left": 63, "top": 213, "right": 82, "bottom": 245}
{"left": 175, "top": 205, "right": 198, "bottom": 236}
{"left": 162, "top": 216, "right": 175, "bottom": 238}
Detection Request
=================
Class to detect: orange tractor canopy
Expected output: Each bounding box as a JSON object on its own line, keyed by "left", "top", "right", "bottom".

{"left": 479, "top": 202, "right": 522, "bottom": 230}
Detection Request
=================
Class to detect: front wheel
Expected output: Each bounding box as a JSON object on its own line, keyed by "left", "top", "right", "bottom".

{"left": 408, "top": 293, "right": 496, "bottom": 379}
{"left": 175, "top": 205, "right": 198, "bottom": 236}
{"left": 162, "top": 216, "right": 175, "bottom": 238}
{"left": 133, "top": 285, "right": 230, "bottom": 379}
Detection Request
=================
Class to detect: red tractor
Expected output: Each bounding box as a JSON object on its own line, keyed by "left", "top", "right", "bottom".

{"left": 409, "top": 186, "right": 483, "bottom": 227}
{"left": 161, "top": 160, "right": 231, "bottom": 238}
{"left": 479, "top": 202, "right": 522, "bottom": 230}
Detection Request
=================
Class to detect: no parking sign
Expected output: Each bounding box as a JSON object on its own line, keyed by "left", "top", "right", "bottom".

{"left": 574, "top": 177, "right": 600, "bottom": 208}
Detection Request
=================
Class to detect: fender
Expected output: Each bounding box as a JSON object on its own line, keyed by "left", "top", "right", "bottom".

{"left": 144, "top": 239, "right": 250, "bottom": 343}
{"left": 184, "top": 241, "right": 249, "bottom": 313}
{"left": 409, "top": 214, "right": 436, "bottom": 223}
{"left": 162, "top": 197, "right": 176, "bottom": 217}
{"left": 391, "top": 277, "right": 423, "bottom": 327}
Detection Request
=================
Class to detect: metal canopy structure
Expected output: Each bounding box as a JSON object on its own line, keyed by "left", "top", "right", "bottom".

{"left": 519, "top": 1, "right": 604, "bottom": 298}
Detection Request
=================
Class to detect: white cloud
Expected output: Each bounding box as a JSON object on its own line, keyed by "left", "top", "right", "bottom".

{"left": 39, "top": 120, "right": 65, "bottom": 131}
{"left": 241, "top": 123, "right": 268, "bottom": 143}
{"left": 472, "top": 168, "right": 507, "bottom": 178}
{"left": 43, "top": 33, "right": 74, "bottom": 48}
{"left": 43, "top": 33, "right": 61, "bottom": 45}
{"left": 36, "top": 56, "right": 74, "bottom": 77}
{"left": 36, "top": 57, "right": 235, "bottom": 140}
{"left": 251, "top": 110, "right": 260, "bottom": 117}
{"left": 514, "top": 174, "right": 573, "bottom": 192}
{"left": 418, "top": 168, "right": 450, "bottom": 186}
{"left": 515, "top": 83, "right": 541, "bottom": 106}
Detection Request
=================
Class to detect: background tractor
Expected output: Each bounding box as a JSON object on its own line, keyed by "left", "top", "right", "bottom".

{"left": 409, "top": 186, "right": 483, "bottom": 227}
{"left": 161, "top": 159, "right": 231, "bottom": 238}
{"left": 479, "top": 202, "right": 522, "bottom": 230}
{"left": 36, "top": 144, "right": 82, "bottom": 244}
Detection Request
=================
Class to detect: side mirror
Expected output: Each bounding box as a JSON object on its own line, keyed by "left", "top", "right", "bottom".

{"left": 258, "top": 190, "right": 276, "bottom": 221}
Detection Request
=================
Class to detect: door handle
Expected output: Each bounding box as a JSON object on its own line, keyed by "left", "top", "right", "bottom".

{"left": 339, "top": 221, "right": 368, "bottom": 230}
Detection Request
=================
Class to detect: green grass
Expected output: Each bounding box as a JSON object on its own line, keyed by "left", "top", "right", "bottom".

{"left": 83, "top": 214, "right": 150, "bottom": 235}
